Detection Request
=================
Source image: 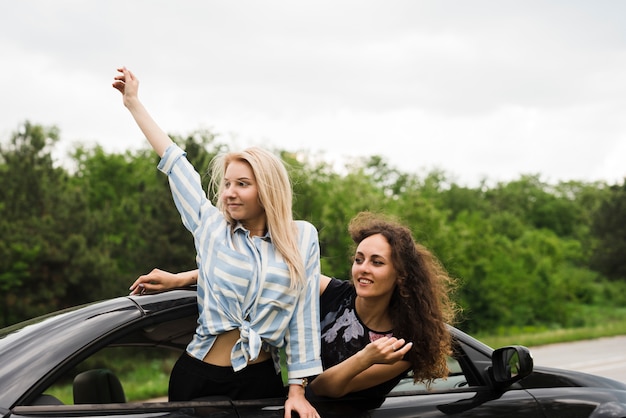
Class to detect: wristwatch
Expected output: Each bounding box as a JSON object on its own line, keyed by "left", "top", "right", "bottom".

{"left": 287, "top": 377, "right": 308, "bottom": 388}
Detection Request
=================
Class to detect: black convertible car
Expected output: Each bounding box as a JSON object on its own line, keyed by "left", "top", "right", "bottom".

{"left": 1, "top": 289, "right": 625, "bottom": 417}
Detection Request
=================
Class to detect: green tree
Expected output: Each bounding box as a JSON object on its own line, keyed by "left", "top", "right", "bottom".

{"left": 289, "top": 153, "right": 390, "bottom": 278}
{"left": 590, "top": 179, "right": 626, "bottom": 280}
{"left": 68, "top": 129, "right": 224, "bottom": 298}
{"left": 3, "top": 121, "right": 622, "bottom": 337}
{"left": 483, "top": 175, "right": 588, "bottom": 237}
{"left": 0, "top": 122, "right": 83, "bottom": 325}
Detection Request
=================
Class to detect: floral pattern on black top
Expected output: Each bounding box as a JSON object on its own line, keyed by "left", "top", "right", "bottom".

{"left": 317, "top": 277, "right": 407, "bottom": 404}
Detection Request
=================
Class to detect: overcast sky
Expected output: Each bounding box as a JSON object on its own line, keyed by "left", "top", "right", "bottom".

{"left": 2, "top": 0, "right": 625, "bottom": 186}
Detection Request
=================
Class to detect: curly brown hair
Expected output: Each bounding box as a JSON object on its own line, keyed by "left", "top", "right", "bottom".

{"left": 348, "top": 212, "right": 459, "bottom": 383}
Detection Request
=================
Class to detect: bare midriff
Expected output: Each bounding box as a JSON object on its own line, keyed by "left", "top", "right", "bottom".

{"left": 202, "top": 329, "right": 271, "bottom": 366}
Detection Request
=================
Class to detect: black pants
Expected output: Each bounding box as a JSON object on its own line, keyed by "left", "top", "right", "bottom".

{"left": 168, "top": 352, "right": 285, "bottom": 401}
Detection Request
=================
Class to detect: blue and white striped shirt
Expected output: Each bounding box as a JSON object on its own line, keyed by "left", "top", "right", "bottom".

{"left": 158, "top": 144, "right": 322, "bottom": 379}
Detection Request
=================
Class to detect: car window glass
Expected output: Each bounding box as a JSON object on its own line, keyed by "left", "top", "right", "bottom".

{"left": 389, "top": 356, "right": 467, "bottom": 393}
{"left": 43, "top": 345, "right": 176, "bottom": 405}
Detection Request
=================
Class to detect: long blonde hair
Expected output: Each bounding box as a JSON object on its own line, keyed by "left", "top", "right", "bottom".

{"left": 210, "top": 147, "right": 305, "bottom": 288}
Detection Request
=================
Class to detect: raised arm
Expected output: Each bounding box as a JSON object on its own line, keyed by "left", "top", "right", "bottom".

{"left": 112, "top": 67, "right": 172, "bottom": 157}
{"left": 309, "top": 336, "right": 412, "bottom": 397}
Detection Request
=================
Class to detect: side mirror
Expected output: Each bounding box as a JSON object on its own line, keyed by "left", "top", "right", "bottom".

{"left": 490, "top": 345, "right": 533, "bottom": 388}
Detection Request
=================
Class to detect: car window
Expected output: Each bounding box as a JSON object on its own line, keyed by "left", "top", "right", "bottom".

{"left": 28, "top": 312, "right": 198, "bottom": 407}
{"left": 42, "top": 345, "right": 177, "bottom": 405}
{"left": 389, "top": 356, "right": 468, "bottom": 394}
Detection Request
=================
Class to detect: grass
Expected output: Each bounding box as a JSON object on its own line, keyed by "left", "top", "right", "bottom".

{"left": 477, "top": 316, "right": 626, "bottom": 348}
{"left": 478, "top": 320, "right": 626, "bottom": 348}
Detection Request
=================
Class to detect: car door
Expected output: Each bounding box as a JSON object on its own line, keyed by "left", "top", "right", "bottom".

{"left": 306, "top": 346, "right": 545, "bottom": 418}
{"left": 368, "top": 388, "right": 544, "bottom": 417}
{"left": 9, "top": 402, "right": 241, "bottom": 418}
{"left": 320, "top": 341, "right": 544, "bottom": 418}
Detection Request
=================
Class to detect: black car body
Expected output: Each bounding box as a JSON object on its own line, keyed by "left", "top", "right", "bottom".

{"left": 1, "top": 289, "right": 625, "bottom": 417}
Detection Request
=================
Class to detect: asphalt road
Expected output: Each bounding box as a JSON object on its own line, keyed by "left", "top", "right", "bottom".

{"left": 528, "top": 335, "right": 626, "bottom": 384}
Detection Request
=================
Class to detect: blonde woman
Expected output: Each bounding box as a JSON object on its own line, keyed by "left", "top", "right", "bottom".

{"left": 113, "top": 67, "right": 322, "bottom": 418}
{"left": 134, "top": 212, "right": 458, "bottom": 410}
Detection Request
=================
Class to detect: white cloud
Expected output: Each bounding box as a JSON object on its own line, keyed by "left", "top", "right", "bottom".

{"left": 1, "top": 0, "right": 625, "bottom": 186}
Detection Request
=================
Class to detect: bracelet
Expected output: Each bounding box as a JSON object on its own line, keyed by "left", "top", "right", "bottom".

{"left": 287, "top": 377, "right": 308, "bottom": 388}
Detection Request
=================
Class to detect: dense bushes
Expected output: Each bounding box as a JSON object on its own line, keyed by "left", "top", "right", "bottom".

{"left": 1, "top": 121, "right": 624, "bottom": 334}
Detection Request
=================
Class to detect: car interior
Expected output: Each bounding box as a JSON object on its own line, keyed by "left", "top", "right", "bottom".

{"left": 73, "top": 369, "right": 126, "bottom": 404}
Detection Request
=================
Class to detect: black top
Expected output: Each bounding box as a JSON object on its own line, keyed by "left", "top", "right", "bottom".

{"left": 313, "top": 277, "right": 408, "bottom": 406}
